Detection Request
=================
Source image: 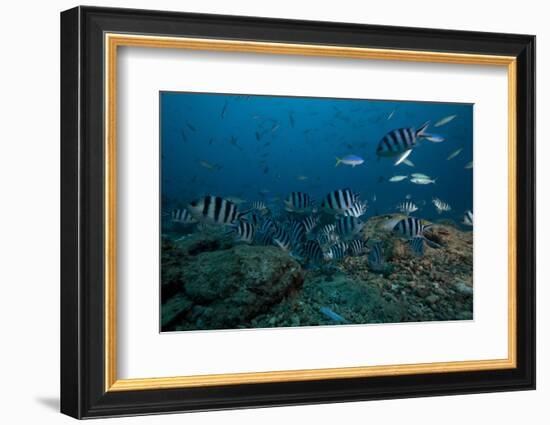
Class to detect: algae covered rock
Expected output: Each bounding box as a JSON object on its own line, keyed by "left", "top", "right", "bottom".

{"left": 251, "top": 271, "right": 403, "bottom": 328}
{"left": 162, "top": 244, "right": 304, "bottom": 331}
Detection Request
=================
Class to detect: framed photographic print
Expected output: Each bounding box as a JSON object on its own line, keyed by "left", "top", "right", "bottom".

{"left": 60, "top": 6, "right": 536, "bottom": 419}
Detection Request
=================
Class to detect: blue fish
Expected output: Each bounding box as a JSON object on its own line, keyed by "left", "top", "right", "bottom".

{"left": 335, "top": 154, "right": 365, "bottom": 167}
{"left": 319, "top": 307, "right": 347, "bottom": 323}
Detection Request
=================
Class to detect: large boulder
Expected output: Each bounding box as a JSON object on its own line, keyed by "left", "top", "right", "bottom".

{"left": 161, "top": 244, "right": 304, "bottom": 331}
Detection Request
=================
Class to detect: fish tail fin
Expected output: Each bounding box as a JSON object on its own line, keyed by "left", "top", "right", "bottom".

{"left": 433, "top": 177, "right": 438, "bottom": 184}
{"left": 335, "top": 157, "right": 342, "bottom": 167}
{"left": 416, "top": 121, "right": 430, "bottom": 137}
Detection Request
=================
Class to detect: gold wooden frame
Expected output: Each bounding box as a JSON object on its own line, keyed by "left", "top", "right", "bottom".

{"left": 104, "top": 33, "right": 517, "bottom": 392}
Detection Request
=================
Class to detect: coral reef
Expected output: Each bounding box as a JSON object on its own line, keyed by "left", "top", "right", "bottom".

{"left": 161, "top": 216, "right": 473, "bottom": 331}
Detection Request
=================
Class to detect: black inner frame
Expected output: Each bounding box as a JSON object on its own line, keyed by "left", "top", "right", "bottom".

{"left": 60, "top": 6, "right": 535, "bottom": 419}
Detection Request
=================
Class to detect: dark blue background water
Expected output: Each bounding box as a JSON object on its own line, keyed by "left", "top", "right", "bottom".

{"left": 161, "top": 92, "right": 472, "bottom": 225}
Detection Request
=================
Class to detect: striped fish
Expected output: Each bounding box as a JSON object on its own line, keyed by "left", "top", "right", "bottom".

{"left": 296, "top": 240, "right": 324, "bottom": 263}
{"left": 316, "top": 232, "right": 340, "bottom": 246}
{"left": 230, "top": 220, "right": 255, "bottom": 243}
{"left": 272, "top": 227, "right": 292, "bottom": 251}
{"left": 170, "top": 208, "right": 197, "bottom": 224}
{"left": 336, "top": 216, "right": 365, "bottom": 239}
{"left": 318, "top": 223, "right": 336, "bottom": 236}
{"left": 432, "top": 197, "right": 452, "bottom": 214}
{"left": 324, "top": 242, "right": 348, "bottom": 261}
{"left": 463, "top": 210, "right": 473, "bottom": 226}
{"left": 342, "top": 201, "right": 368, "bottom": 218}
{"left": 376, "top": 122, "right": 438, "bottom": 165}
{"left": 251, "top": 200, "right": 269, "bottom": 215}
{"left": 397, "top": 201, "right": 418, "bottom": 215}
{"left": 368, "top": 241, "right": 385, "bottom": 272}
{"left": 393, "top": 217, "right": 432, "bottom": 238}
{"left": 284, "top": 192, "right": 315, "bottom": 213}
{"left": 409, "top": 236, "right": 424, "bottom": 256}
{"left": 259, "top": 217, "right": 276, "bottom": 234}
{"left": 187, "top": 196, "right": 243, "bottom": 226}
{"left": 347, "top": 239, "right": 368, "bottom": 256}
{"left": 321, "top": 188, "right": 359, "bottom": 214}
{"left": 301, "top": 215, "right": 319, "bottom": 234}
{"left": 288, "top": 220, "right": 307, "bottom": 246}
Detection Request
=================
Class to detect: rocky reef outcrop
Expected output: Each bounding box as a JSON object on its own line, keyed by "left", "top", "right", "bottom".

{"left": 161, "top": 215, "right": 473, "bottom": 331}
{"left": 161, "top": 230, "right": 304, "bottom": 331}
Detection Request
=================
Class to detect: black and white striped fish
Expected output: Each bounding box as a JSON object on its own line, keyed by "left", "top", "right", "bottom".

{"left": 432, "top": 197, "right": 451, "bottom": 214}
{"left": 321, "top": 188, "right": 359, "bottom": 214}
{"left": 251, "top": 200, "right": 269, "bottom": 215}
{"left": 347, "top": 239, "right": 368, "bottom": 256}
{"left": 409, "top": 236, "right": 424, "bottom": 256}
{"left": 368, "top": 241, "right": 386, "bottom": 272}
{"left": 272, "top": 227, "right": 292, "bottom": 251}
{"left": 396, "top": 201, "right": 418, "bottom": 215}
{"left": 259, "top": 217, "right": 276, "bottom": 234}
{"left": 229, "top": 220, "right": 255, "bottom": 243}
{"left": 393, "top": 217, "right": 432, "bottom": 238}
{"left": 296, "top": 240, "right": 324, "bottom": 263}
{"left": 169, "top": 208, "right": 197, "bottom": 224}
{"left": 187, "top": 196, "right": 245, "bottom": 226}
{"left": 288, "top": 220, "right": 307, "bottom": 246}
{"left": 300, "top": 215, "right": 319, "bottom": 234}
{"left": 463, "top": 210, "right": 473, "bottom": 226}
{"left": 324, "top": 242, "right": 348, "bottom": 261}
{"left": 284, "top": 192, "right": 315, "bottom": 213}
{"left": 336, "top": 216, "right": 365, "bottom": 239}
{"left": 376, "top": 122, "right": 442, "bottom": 165}
{"left": 318, "top": 223, "right": 336, "bottom": 236}
{"left": 316, "top": 232, "right": 340, "bottom": 246}
{"left": 342, "top": 201, "right": 368, "bottom": 218}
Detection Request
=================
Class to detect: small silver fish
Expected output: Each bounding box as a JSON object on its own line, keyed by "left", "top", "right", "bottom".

{"left": 410, "top": 177, "right": 437, "bottom": 185}
{"left": 447, "top": 148, "right": 463, "bottom": 160}
{"left": 389, "top": 175, "right": 408, "bottom": 182}
{"left": 434, "top": 114, "right": 457, "bottom": 127}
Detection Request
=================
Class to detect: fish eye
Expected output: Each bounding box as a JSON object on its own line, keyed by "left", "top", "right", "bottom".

{"left": 190, "top": 201, "right": 197, "bottom": 207}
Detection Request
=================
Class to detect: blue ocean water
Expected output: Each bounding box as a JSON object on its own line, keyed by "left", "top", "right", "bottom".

{"left": 160, "top": 91, "right": 472, "bottom": 225}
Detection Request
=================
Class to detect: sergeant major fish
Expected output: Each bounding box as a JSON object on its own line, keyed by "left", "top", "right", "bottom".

{"left": 321, "top": 188, "right": 359, "bottom": 214}
{"left": 296, "top": 240, "right": 324, "bottom": 263}
{"left": 284, "top": 192, "right": 315, "bottom": 213}
{"left": 432, "top": 197, "right": 452, "bottom": 214}
{"left": 397, "top": 201, "right": 418, "bottom": 215}
{"left": 228, "top": 220, "right": 255, "bottom": 244}
{"left": 367, "top": 241, "right": 386, "bottom": 272}
{"left": 342, "top": 201, "right": 368, "bottom": 218}
{"left": 336, "top": 216, "right": 365, "bottom": 239}
{"left": 169, "top": 208, "right": 197, "bottom": 224}
{"left": 187, "top": 196, "right": 247, "bottom": 226}
{"left": 409, "top": 236, "right": 425, "bottom": 256}
{"left": 272, "top": 227, "right": 292, "bottom": 251}
{"left": 376, "top": 122, "right": 444, "bottom": 166}
{"left": 393, "top": 217, "right": 433, "bottom": 238}
{"left": 348, "top": 239, "right": 368, "bottom": 256}
{"left": 324, "top": 242, "right": 348, "bottom": 261}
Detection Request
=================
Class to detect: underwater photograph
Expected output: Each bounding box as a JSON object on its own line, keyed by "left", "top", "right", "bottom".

{"left": 160, "top": 91, "right": 474, "bottom": 332}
